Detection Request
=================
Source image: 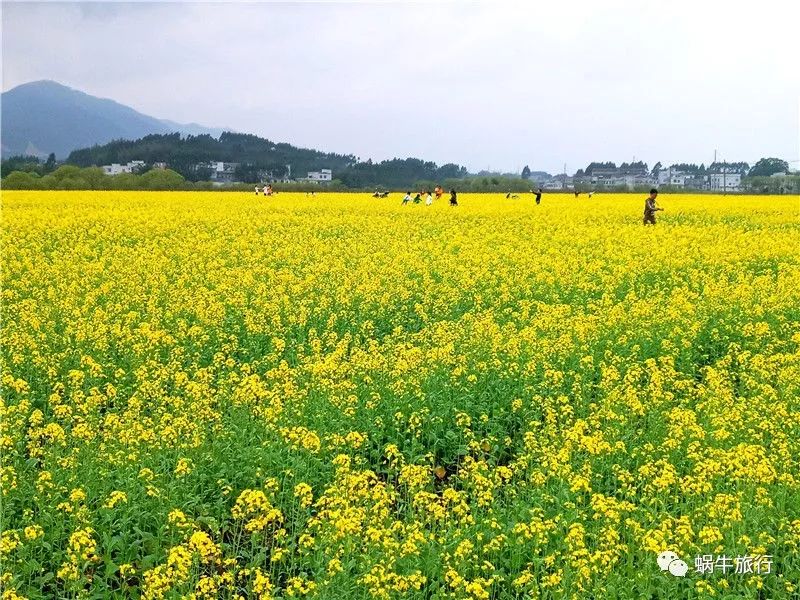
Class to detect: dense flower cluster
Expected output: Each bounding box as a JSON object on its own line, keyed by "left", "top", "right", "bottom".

{"left": 1, "top": 191, "right": 799, "bottom": 598}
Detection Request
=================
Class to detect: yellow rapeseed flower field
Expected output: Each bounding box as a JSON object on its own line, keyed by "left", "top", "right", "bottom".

{"left": 1, "top": 190, "right": 799, "bottom": 599}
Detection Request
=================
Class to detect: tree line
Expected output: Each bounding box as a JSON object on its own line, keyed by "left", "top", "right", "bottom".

{"left": 2, "top": 165, "right": 191, "bottom": 191}
{"left": 58, "top": 132, "right": 476, "bottom": 188}
{"left": 3, "top": 163, "right": 796, "bottom": 193}
{"left": 64, "top": 132, "right": 358, "bottom": 182}
{"left": 0, "top": 164, "right": 542, "bottom": 193}
{"left": 2, "top": 135, "right": 794, "bottom": 192}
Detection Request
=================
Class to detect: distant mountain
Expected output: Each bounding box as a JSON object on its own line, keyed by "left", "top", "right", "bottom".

{"left": 2, "top": 80, "right": 472, "bottom": 187}
{"left": 1, "top": 80, "right": 228, "bottom": 158}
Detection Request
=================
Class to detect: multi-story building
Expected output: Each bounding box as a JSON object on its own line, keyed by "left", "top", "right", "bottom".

{"left": 583, "top": 164, "right": 650, "bottom": 189}
{"left": 622, "top": 174, "right": 654, "bottom": 189}
{"left": 707, "top": 172, "right": 741, "bottom": 192}
{"left": 587, "top": 167, "right": 619, "bottom": 187}
{"left": 657, "top": 169, "right": 684, "bottom": 186}
{"left": 305, "top": 169, "right": 333, "bottom": 183}
{"left": 198, "top": 161, "right": 240, "bottom": 183}
{"left": 657, "top": 167, "right": 701, "bottom": 189}
{"left": 542, "top": 174, "right": 574, "bottom": 190}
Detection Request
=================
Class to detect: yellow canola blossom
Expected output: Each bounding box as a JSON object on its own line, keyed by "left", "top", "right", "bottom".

{"left": 2, "top": 190, "right": 799, "bottom": 599}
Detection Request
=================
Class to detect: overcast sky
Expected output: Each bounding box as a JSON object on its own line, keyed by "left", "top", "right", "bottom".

{"left": 3, "top": 0, "right": 799, "bottom": 173}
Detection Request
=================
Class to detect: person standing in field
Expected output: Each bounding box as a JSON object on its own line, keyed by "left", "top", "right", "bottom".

{"left": 435, "top": 185, "right": 444, "bottom": 200}
{"left": 534, "top": 188, "right": 542, "bottom": 205}
{"left": 449, "top": 189, "right": 458, "bottom": 206}
{"left": 255, "top": 185, "right": 260, "bottom": 195}
{"left": 425, "top": 191, "right": 433, "bottom": 205}
{"left": 402, "top": 191, "right": 412, "bottom": 205}
{"left": 643, "top": 188, "right": 663, "bottom": 225}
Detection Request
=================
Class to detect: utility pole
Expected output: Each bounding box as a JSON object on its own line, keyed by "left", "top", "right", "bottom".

{"left": 713, "top": 149, "right": 717, "bottom": 192}
{"left": 723, "top": 157, "right": 726, "bottom": 195}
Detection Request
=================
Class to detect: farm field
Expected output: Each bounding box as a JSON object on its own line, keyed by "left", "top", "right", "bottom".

{"left": 1, "top": 190, "right": 799, "bottom": 599}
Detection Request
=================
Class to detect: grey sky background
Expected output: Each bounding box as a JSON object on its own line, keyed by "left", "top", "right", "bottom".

{"left": 2, "top": 0, "right": 799, "bottom": 173}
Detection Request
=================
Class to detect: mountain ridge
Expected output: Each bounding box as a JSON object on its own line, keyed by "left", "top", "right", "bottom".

{"left": 1, "top": 80, "right": 229, "bottom": 158}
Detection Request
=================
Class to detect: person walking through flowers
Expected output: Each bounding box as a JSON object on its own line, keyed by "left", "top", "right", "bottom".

{"left": 643, "top": 188, "right": 663, "bottom": 225}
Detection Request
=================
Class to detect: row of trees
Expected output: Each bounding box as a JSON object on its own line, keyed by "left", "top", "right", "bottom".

{"left": 336, "top": 158, "right": 468, "bottom": 189}
{"left": 62, "top": 132, "right": 474, "bottom": 187}
{"left": 1, "top": 153, "right": 58, "bottom": 177}
{"left": 66, "top": 132, "right": 359, "bottom": 183}
{"left": 748, "top": 158, "right": 791, "bottom": 177}
{"left": 4, "top": 164, "right": 797, "bottom": 194}
{"left": 2, "top": 165, "right": 189, "bottom": 190}
{"left": 407, "top": 176, "right": 537, "bottom": 194}
{"left": 0, "top": 164, "right": 535, "bottom": 193}
{"left": 564, "top": 158, "right": 788, "bottom": 180}
{"left": 653, "top": 159, "right": 790, "bottom": 178}
{"left": 3, "top": 144, "right": 793, "bottom": 191}
{"left": 742, "top": 174, "right": 800, "bottom": 194}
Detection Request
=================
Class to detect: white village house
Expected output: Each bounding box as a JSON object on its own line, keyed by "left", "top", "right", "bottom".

{"left": 101, "top": 160, "right": 145, "bottom": 175}
{"left": 194, "top": 161, "right": 240, "bottom": 183}
{"left": 209, "top": 161, "right": 239, "bottom": 183}
{"left": 305, "top": 169, "right": 332, "bottom": 183}
{"left": 707, "top": 172, "right": 742, "bottom": 192}
{"left": 657, "top": 167, "right": 693, "bottom": 188}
